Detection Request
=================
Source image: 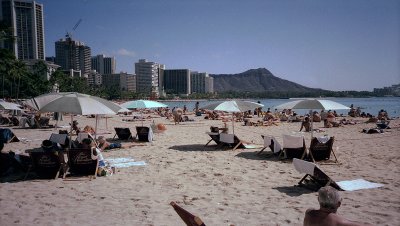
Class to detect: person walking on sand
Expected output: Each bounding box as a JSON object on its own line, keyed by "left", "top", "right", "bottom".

{"left": 304, "top": 186, "right": 372, "bottom": 226}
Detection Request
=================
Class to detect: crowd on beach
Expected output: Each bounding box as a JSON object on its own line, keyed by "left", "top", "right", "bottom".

{"left": 0, "top": 98, "right": 397, "bottom": 225}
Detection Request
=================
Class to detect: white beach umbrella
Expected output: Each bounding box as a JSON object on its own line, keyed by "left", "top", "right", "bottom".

{"left": 121, "top": 99, "right": 168, "bottom": 109}
{"left": 30, "top": 92, "right": 123, "bottom": 142}
{"left": 202, "top": 100, "right": 264, "bottom": 133}
{"left": 0, "top": 99, "right": 22, "bottom": 110}
{"left": 274, "top": 99, "right": 350, "bottom": 138}
{"left": 121, "top": 100, "right": 168, "bottom": 126}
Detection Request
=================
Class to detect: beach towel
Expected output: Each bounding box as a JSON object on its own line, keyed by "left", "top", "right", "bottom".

{"left": 263, "top": 136, "right": 282, "bottom": 153}
{"left": 105, "top": 157, "right": 146, "bottom": 168}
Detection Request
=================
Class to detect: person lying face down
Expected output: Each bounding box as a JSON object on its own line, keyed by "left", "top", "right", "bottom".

{"left": 304, "top": 186, "right": 372, "bottom": 226}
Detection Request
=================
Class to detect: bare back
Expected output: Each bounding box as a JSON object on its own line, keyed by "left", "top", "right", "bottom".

{"left": 304, "top": 209, "right": 369, "bottom": 226}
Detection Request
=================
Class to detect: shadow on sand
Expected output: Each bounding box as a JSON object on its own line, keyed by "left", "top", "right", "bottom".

{"left": 273, "top": 185, "right": 315, "bottom": 197}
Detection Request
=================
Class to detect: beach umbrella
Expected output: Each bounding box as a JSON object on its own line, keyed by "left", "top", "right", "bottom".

{"left": 121, "top": 99, "right": 167, "bottom": 109}
{"left": 202, "top": 100, "right": 264, "bottom": 133}
{"left": 121, "top": 100, "right": 168, "bottom": 126}
{"left": 273, "top": 99, "right": 350, "bottom": 138}
{"left": 30, "top": 92, "right": 123, "bottom": 143}
{"left": 0, "top": 99, "right": 22, "bottom": 110}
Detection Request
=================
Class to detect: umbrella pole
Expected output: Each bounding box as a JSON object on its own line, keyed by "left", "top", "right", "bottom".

{"left": 310, "top": 110, "right": 314, "bottom": 139}
{"left": 95, "top": 115, "right": 98, "bottom": 139}
{"left": 69, "top": 115, "right": 73, "bottom": 149}
{"left": 232, "top": 114, "right": 234, "bottom": 134}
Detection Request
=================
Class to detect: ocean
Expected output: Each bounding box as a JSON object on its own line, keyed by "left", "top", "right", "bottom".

{"left": 161, "top": 97, "right": 400, "bottom": 117}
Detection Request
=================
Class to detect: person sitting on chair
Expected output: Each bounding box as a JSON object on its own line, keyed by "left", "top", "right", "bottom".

{"left": 300, "top": 116, "right": 311, "bottom": 132}
{"left": 304, "top": 186, "right": 372, "bottom": 226}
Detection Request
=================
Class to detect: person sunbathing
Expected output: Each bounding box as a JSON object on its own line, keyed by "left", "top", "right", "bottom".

{"left": 304, "top": 186, "right": 372, "bottom": 226}
{"left": 97, "top": 136, "right": 144, "bottom": 151}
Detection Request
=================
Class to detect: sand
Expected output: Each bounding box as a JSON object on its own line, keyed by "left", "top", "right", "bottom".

{"left": 0, "top": 114, "right": 399, "bottom": 226}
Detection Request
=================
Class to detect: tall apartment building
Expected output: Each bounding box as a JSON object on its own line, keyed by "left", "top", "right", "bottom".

{"left": 102, "top": 72, "right": 136, "bottom": 92}
{"left": 190, "top": 71, "right": 214, "bottom": 93}
{"left": 0, "top": 0, "right": 45, "bottom": 60}
{"left": 55, "top": 36, "right": 91, "bottom": 76}
{"left": 91, "top": 54, "right": 116, "bottom": 75}
{"left": 163, "top": 69, "right": 191, "bottom": 95}
{"left": 87, "top": 70, "right": 102, "bottom": 86}
{"left": 135, "top": 59, "right": 164, "bottom": 97}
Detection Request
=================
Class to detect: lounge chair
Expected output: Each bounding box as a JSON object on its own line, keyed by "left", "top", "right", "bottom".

{"left": 204, "top": 126, "right": 222, "bottom": 149}
{"left": 257, "top": 135, "right": 282, "bottom": 157}
{"left": 0, "top": 128, "right": 20, "bottom": 143}
{"left": 293, "top": 158, "right": 343, "bottom": 191}
{"left": 136, "top": 126, "right": 153, "bottom": 142}
{"left": 113, "top": 127, "right": 134, "bottom": 140}
{"left": 170, "top": 201, "right": 206, "bottom": 226}
{"left": 66, "top": 148, "right": 99, "bottom": 178}
{"left": 279, "top": 134, "right": 306, "bottom": 160}
{"left": 26, "top": 149, "right": 64, "bottom": 179}
{"left": 309, "top": 136, "right": 338, "bottom": 163}
{"left": 219, "top": 133, "right": 245, "bottom": 151}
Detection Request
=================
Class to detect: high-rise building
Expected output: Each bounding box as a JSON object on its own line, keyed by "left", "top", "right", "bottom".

{"left": 190, "top": 71, "right": 214, "bottom": 93}
{"left": 91, "top": 54, "right": 116, "bottom": 75}
{"left": 87, "top": 70, "right": 102, "bottom": 86}
{"left": 163, "top": 69, "right": 191, "bottom": 95}
{"left": 102, "top": 72, "right": 136, "bottom": 92}
{"left": 0, "top": 0, "right": 45, "bottom": 60}
{"left": 55, "top": 36, "right": 91, "bottom": 76}
{"left": 135, "top": 59, "right": 164, "bottom": 97}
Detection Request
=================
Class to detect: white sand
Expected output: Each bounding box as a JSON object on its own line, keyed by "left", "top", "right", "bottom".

{"left": 1, "top": 115, "right": 399, "bottom": 226}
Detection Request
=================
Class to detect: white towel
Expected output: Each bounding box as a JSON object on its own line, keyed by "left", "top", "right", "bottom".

{"left": 264, "top": 136, "right": 282, "bottom": 153}
{"left": 283, "top": 134, "right": 304, "bottom": 149}
{"left": 293, "top": 158, "right": 316, "bottom": 175}
{"left": 316, "top": 136, "right": 330, "bottom": 144}
{"left": 220, "top": 133, "right": 234, "bottom": 144}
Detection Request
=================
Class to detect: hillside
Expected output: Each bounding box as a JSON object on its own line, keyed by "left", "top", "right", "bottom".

{"left": 210, "top": 68, "right": 324, "bottom": 93}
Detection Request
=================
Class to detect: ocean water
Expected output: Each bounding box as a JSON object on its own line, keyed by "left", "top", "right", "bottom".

{"left": 161, "top": 97, "right": 400, "bottom": 117}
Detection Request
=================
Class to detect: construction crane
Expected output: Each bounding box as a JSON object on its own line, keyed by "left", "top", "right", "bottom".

{"left": 66, "top": 19, "right": 82, "bottom": 39}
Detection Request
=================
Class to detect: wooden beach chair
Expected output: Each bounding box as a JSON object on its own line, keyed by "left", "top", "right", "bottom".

{"left": 26, "top": 149, "right": 64, "bottom": 179}
{"left": 219, "top": 133, "right": 245, "bottom": 151}
{"left": 279, "top": 134, "right": 306, "bottom": 160}
{"left": 204, "top": 127, "right": 222, "bottom": 150}
{"left": 136, "top": 126, "right": 153, "bottom": 142}
{"left": 66, "top": 148, "right": 99, "bottom": 178}
{"left": 293, "top": 158, "right": 343, "bottom": 191}
{"left": 170, "top": 201, "right": 206, "bottom": 226}
{"left": 0, "top": 128, "right": 20, "bottom": 143}
{"left": 257, "top": 135, "right": 282, "bottom": 157}
{"left": 309, "top": 136, "right": 338, "bottom": 163}
{"left": 113, "top": 127, "right": 134, "bottom": 140}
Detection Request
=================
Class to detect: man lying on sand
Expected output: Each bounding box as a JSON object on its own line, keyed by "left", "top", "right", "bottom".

{"left": 304, "top": 186, "right": 372, "bottom": 226}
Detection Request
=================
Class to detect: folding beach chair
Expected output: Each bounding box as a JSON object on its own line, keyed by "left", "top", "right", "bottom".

{"left": 293, "top": 158, "right": 342, "bottom": 191}
{"left": 219, "top": 133, "right": 245, "bottom": 151}
{"left": 136, "top": 126, "right": 153, "bottom": 142}
{"left": 376, "top": 120, "right": 390, "bottom": 129}
{"left": 0, "top": 128, "right": 20, "bottom": 143}
{"left": 309, "top": 136, "right": 338, "bottom": 163}
{"left": 27, "top": 149, "right": 64, "bottom": 179}
{"left": 257, "top": 135, "right": 282, "bottom": 157}
{"left": 113, "top": 127, "right": 134, "bottom": 140}
{"left": 279, "top": 134, "right": 306, "bottom": 160}
{"left": 170, "top": 202, "right": 206, "bottom": 226}
{"left": 204, "top": 126, "right": 222, "bottom": 148}
{"left": 66, "top": 148, "right": 99, "bottom": 178}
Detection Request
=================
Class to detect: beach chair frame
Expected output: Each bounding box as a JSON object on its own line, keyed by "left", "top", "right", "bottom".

{"left": 113, "top": 127, "right": 134, "bottom": 140}
{"left": 308, "top": 136, "right": 339, "bottom": 164}
{"left": 26, "top": 150, "right": 65, "bottom": 179}
{"left": 66, "top": 148, "right": 99, "bottom": 178}
{"left": 279, "top": 135, "right": 307, "bottom": 160}
{"left": 257, "top": 135, "right": 278, "bottom": 157}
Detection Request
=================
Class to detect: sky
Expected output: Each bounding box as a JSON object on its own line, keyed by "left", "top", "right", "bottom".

{"left": 41, "top": 0, "right": 399, "bottom": 91}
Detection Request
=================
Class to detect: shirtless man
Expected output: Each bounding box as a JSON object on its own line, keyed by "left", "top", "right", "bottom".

{"left": 304, "top": 186, "right": 372, "bottom": 226}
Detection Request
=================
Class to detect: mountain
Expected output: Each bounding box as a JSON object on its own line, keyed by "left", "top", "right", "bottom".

{"left": 210, "top": 68, "right": 324, "bottom": 93}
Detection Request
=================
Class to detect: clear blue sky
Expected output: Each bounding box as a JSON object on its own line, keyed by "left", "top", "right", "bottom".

{"left": 41, "top": 0, "right": 399, "bottom": 91}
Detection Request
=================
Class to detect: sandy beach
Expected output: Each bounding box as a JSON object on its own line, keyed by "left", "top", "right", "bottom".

{"left": 1, "top": 114, "right": 399, "bottom": 226}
